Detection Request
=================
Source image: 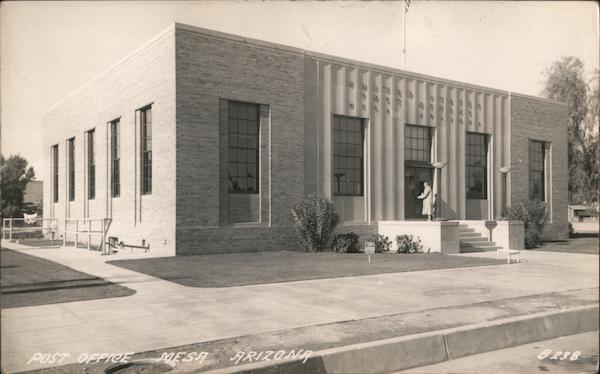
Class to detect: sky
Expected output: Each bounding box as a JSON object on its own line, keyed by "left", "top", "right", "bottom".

{"left": 1, "top": 1, "right": 598, "bottom": 176}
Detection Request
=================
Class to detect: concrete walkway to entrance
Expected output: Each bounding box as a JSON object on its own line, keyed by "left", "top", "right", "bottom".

{"left": 1, "top": 243, "right": 598, "bottom": 373}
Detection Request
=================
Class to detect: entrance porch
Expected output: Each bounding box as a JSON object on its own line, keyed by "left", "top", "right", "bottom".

{"left": 378, "top": 220, "right": 524, "bottom": 255}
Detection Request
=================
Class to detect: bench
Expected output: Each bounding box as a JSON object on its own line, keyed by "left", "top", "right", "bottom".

{"left": 105, "top": 237, "right": 150, "bottom": 254}
{"left": 120, "top": 242, "right": 151, "bottom": 253}
{"left": 496, "top": 248, "right": 520, "bottom": 264}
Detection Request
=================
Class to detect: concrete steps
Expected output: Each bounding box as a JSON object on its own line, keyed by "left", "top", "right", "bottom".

{"left": 458, "top": 224, "right": 502, "bottom": 252}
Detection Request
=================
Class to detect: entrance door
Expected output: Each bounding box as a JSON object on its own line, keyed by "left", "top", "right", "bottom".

{"left": 404, "top": 166, "right": 433, "bottom": 219}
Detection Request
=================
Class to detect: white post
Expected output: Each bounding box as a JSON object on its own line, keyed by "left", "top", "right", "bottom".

{"left": 432, "top": 161, "right": 447, "bottom": 220}
{"left": 63, "top": 219, "right": 67, "bottom": 246}
{"left": 9, "top": 219, "right": 12, "bottom": 241}
{"left": 75, "top": 220, "right": 79, "bottom": 248}
{"left": 100, "top": 219, "right": 105, "bottom": 254}
{"left": 87, "top": 219, "right": 91, "bottom": 250}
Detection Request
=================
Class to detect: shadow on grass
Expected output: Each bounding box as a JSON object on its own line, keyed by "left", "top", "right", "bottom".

{"left": 535, "top": 235, "right": 599, "bottom": 255}
{"left": 1, "top": 248, "right": 135, "bottom": 309}
{"left": 570, "top": 232, "right": 599, "bottom": 239}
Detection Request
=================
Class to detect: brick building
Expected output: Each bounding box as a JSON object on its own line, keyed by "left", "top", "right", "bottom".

{"left": 43, "top": 23, "right": 569, "bottom": 256}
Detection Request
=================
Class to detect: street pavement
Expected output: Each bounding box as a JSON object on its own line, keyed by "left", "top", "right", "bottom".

{"left": 1, "top": 242, "right": 598, "bottom": 373}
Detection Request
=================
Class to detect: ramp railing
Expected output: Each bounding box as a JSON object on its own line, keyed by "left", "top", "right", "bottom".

{"left": 63, "top": 218, "right": 112, "bottom": 254}
{"left": 2, "top": 217, "right": 58, "bottom": 241}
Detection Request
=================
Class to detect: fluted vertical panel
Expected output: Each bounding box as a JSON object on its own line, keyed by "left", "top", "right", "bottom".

{"left": 383, "top": 76, "right": 394, "bottom": 220}
{"left": 306, "top": 57, "right": 511, "bottom": 222}
{"left": 502, "top": 96, "right": 511, "bottom": 206}
{"left": 322, "top": 63, "right": 332, "bottom": 199}
{"left": 438, "top": 86, "right": 449, "bottom": 214}
{"left": 458, "top": 89, "right": 467, "bottom": 218}
{"left": 417, "top": 81, "right": 426, "bottom": 126}
{"left": 334, "top": 65, "right": 343, "bottom": 115}
{"left": 370, "top": 73, "right": 381, "bottom": 220}
{"left": 344, "top": 67, "right": 351, "bottom": 115}
{"left": 492, "top": 94, "right": 501, "bottom": 218}
{"left": 407, "top": 79, "right": 416, "bottom": 125}
{"left": 448, "top": 87, "right": 458, "bottom": 218}
{"left": 397, "top": 78, "right": 407, "bottom": 219}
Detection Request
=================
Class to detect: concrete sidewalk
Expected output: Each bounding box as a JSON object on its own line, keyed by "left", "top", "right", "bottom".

{"left": 1, "top": 243, "right": 598, "bottom": 373}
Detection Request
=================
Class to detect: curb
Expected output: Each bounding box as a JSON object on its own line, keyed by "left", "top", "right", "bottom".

{"left": 203, "top": 305, "right": 599, "bottom": 374}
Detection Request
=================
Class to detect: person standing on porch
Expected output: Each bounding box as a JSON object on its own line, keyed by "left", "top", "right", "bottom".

{"left": 418, "top": 181, "right": 434, "bottom": 221}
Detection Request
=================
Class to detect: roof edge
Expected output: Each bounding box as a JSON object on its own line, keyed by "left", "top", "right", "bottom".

{"left": 174, "top": 22, "right": 305, "bottom": 55}
{"left": 46, "top": 22, "right": 569, "bottom": 114}
{"left": 509, "top": 92, "right": 569, "bottom": 107}
{"left": 175, "top": 23, "right": 567, "bottom": 105}
{"left": 45, "top": 23, "right": 176, "bottom": 114}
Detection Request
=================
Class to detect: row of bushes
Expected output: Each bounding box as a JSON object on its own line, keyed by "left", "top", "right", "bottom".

{"left": 292, "top": 193, "right": 548, "bottom": 252}
{"left": 291, "top": 194, "right": 423, "bottom": 253}
{"left": 331, "top": 232, "right": 424, "bottom": 254}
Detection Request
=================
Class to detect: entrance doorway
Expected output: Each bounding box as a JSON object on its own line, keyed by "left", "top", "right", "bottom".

{"left": 404, "top": 166, "right": 433, "bottom": 219}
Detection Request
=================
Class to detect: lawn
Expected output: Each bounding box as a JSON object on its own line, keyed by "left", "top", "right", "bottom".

{"left": 108, "top": 250, "right": 505, "bottom": 288}
{"left": 1, "top": 248, "right": 135, "bottom": 309}
{"left": 535, "top": 233, "right": 599, "bottom": 255}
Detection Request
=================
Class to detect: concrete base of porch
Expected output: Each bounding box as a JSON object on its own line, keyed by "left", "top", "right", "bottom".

{"left": 378, "top": 220, "right": 460, "bottom": 254}
{"left": 377, "top": 220, "right": 525, "bottom": 254}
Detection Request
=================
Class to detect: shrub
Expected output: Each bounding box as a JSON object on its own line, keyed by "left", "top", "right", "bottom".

{"left": 291, "top": 194, "right": 339, "bottom": 252}
{"left": 366, "top": 233, "right": 392, "bottom": 253}
{"left": 331, "top": 232, "right": 360, "bottom": 253}
{"left": 568, "top": 222, "right": 574, "bottom": 237}
{"left": 505, "top": 199, "right": 548, "bottom": 248}
{"left": 396, "top": 234, "right": 423, "bottom": 254}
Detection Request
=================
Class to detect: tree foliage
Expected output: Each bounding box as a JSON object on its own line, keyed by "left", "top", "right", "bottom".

{"left": 0, "top": 154, "right": 36, "bottom": 218}
{"left": 542, "top": 57, "right": 599, "bottom": 204}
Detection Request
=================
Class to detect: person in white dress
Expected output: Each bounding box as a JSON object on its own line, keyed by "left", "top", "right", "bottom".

{"left": 417, "top": 181, "right": 434, "bottom": 221}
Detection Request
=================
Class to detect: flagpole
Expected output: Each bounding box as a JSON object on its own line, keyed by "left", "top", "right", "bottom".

{"left": 402, "top": 2, "right": 406, "bottom": 70}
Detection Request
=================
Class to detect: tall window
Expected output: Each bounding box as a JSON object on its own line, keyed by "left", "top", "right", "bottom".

{"left": 405, "top": 125, "right": 432, "bottom": 162}
{"left": 87, "top": 129, "right": 95, "bottom": 200}
{"left": 228, "top": 101, "right": 259, "bottom": 193}
{"left": 333, "top": 115, "right": 364, "bottom": 196}
{"left": 529, "top": 140, "right": 546, "bottom": 201}
{"left": 111, "top": 119, "right": 120, "bottom": 197}
{"left": 466, "top": 133, "right": 488, "bottom": 199}
{"left": 140, "top": 106, "right": 152, "bottom": 195}
{"left": 52, "top": 145, "right": 59, "bottom": 203}
{"left": 68, "top": 138, "right": 75, "bottom": 201}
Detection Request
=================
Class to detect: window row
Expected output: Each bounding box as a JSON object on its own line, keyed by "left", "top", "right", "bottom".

{"left": 50, "top": 105, "right": 152, "bottom": 203}
{"left": 51, "top": 107, "right": 549, "bottom": 207}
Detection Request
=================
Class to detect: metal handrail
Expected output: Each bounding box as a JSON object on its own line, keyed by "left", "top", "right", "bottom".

{"left": 63, "top": 218, "right": 112, "bottom": 253}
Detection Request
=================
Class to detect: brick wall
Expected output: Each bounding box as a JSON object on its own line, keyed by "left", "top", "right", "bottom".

{"left": 509, "top": 94, "right": 569, "bottom": 240}
{"left": 43, "top": 27, "right": 177, "bottom": 256}
{"left": 174, "top": 25, "right": 306, "bottom": 254}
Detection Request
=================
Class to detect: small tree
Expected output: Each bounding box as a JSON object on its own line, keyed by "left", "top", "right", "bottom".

{"left": 0, "top": 154, "right": 36, "bottom": 219}
{"left": 291, "top": 194, "right": 339, "bottom": 252}
{"left": 541, "top": 57, "right": 599, "bottom": 204}
{"left": 505, "top": 199, "right": 548, "bottom": 248}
